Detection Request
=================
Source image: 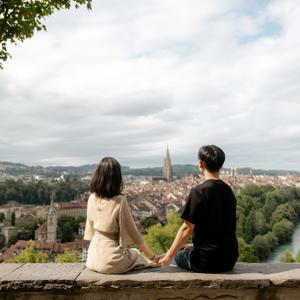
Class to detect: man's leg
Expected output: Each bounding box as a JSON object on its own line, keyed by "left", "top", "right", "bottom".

{"left": 174, "top": 247, "right": 192, "bottom": 270}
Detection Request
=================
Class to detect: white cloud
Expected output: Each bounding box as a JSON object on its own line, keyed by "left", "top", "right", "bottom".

{"left": 0, "top": 0, "right": 300, "bottom": 170}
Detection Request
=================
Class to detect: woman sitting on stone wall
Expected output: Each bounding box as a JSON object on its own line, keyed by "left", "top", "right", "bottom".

{"left": 84, "top": 156, "right": 160, "bottom": 274}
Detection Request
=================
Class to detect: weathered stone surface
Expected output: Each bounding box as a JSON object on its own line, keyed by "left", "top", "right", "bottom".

{"left": 269, "top": 268, "right": 300, "bottom": 287}
{"left": 231, "top": 263, "right": 300, "bottom": 275}
{"left": 0, "top": 262, "right": 300, "bottom": 300}
{"left": 0, "top": 263, "right": 85, "bottom": 292}
{"left": 0, "top": 263, "right": 24, "bottom": 280}
{"left": 1, "top": 262, "right": 85, "bottom": 281}
{"left": 76, "top": 264, "right": 270, "bottom": 289}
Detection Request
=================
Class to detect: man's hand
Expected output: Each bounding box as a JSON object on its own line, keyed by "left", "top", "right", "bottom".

{"left": 158, "top": 254, "right": 173, "bottom": 267}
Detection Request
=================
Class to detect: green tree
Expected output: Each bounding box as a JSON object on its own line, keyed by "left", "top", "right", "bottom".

{"left": 144, "top": 211, "right": 183, "bottom": 255}
{"left": 58, "top": 215, "right": 78, "bottom": 234}
{"left": 76, "top": 215, "right": 86, "bottom": 224}
{"left": 56, "top": 249, "right": 81, "bottom": 262}
{"left": 5, "top": 187, "right": 20, "bottom": 202}
{"left": 61, "top": 221, "right": 73, "bottom": 243}
{"left": 252, "top": 235, "right": 270, "bottom": 260}
{"left": 10, "top": 211, "right": 15, "bottom": 226}
{"left": 7, "top": 234, "right": 18, "bottom": 246}
{"left": 295, "top": 250, "right": 300, "bottom": 263}
{"left": 272, "top": 219, "right": 294, "bottom": 244}
{"left": 237, "top": 237, "right": 259, "bottom": 262}
{"left": 0, "top": 234, "right": 5, "bottom": 249}
{"left": 279, "top": 250, "right": 295, "bottom": 263}
{"left": 0, "top": 0, "right": 92, "bottom": 69}
{"left": 236, "top": 214, "right": 246, "bottom": 238}
{"left": 263, "top": 232, "right": 278, "bottom": 252}
{"left": 244, "top": 209, "right": 256, "bottom": 242}
{"left": 271, "top": 204, "right": 297, "bottom": 225}
{"left": 236, "top": 194, "right": 254, "bottom": 216}
{"left": 141, "top": 215, "right": 160, "bottom": 230}
{"left": 240, "top": 184, "right": 274, "bottom": 199}
{"left": 0, "top": 212, "right": 5, "bottom": 222}
{"left": 254, "top": 210, "right": 267, "bottom": 235}
{"left": 15, "top": 240, "right": 50, "bottom": 263}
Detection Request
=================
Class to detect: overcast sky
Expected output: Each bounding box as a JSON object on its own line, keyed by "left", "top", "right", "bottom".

{"left": 1, "top": 0, "right": 300, "bottom": 170}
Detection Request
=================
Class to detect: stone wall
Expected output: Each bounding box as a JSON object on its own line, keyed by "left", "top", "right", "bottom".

{"left": 0, "top": 263, "right": 300, "bottom": 300}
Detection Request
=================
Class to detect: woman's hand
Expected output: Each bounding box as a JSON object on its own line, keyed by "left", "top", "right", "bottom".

{"left": 182, "top": 243, "right": 193, "bottom": 249}
{"left": 151, "top": 254, "right": 163, "bottom": 264}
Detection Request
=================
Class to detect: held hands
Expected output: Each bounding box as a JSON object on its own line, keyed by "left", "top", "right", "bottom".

{"left": 158, "top": 254, "right": 173, "bottom": 267}
{"left": 151, "top": 254, "right": 164, "bottom": 264}
{"left": 182, "top": 243, "right": 193, "bottom": 249}
{"left": 158, "top": 244, "right": 193, "bottom": 267}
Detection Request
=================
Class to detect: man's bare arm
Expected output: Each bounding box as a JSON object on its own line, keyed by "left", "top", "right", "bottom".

{"left": 159, "top": 220, "right": 194, "bottom": 267}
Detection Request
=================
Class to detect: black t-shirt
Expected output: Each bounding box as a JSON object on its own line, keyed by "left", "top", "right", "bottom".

{"left": 180, "top": 179, "right": 239, "bottom": 272}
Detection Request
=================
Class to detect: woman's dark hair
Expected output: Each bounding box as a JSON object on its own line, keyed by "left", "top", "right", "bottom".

{"left": 90, "top": 157, "right": 123, "bottom": 198}
{"left": 198, "top": 145, "right": 225, "bottom": 172}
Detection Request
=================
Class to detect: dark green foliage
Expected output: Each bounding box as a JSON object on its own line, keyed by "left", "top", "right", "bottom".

{"left": 236, "top": 185, "right": 300, "bottom": 262}
{"left": 15, "top": 214, "right": 40, "bottom": 240}
{"left": 272, "top": 219, "right": 294, "bottom": 244}
{"left": 271, "top": 203, "right": 297, "bottom": 225}
{"left": 141, "top": 215, "right": 160, "bottom": 230}
{"left": 254, "top": 210, "right": 267, "bottom": 235}
{"left": 144, "top": 211, "right": 183, "bottom": 254}
{"left": 280, "top": 250, "right": 295, "bottom": 263}
{"left": 7, "top": 234, "right": 18, "bottom": 246}
{"left": 0, "top": 212, "right": 5, "bottom": 222}
{"left": 0, "top": 234, "right": 5, "bottom": 249}
{"left": 10, "top": 211, "right": 15, "bottom": 226}
{"left": 57, "top": 215, "right": 85, "bottom": 243}
{"left": 263, "top": 231, "right": 278, "bottom": 252}
{"left": 60, "top": 222, "right": 73, "bottom": 243}
{"left": 244, "top": 209, "right": 256, "bottom": 242}
{"left": 252, "top": 235, "right": 271, "bottom": 260}
{"left": 0, "top": 0, "right": 92, "bottom": 69}
{"left": 17, "top": 230, "right": 34, "bottom": 240}
{"left": 240, "top": 184, "right": 275, "bottom": 199}
{"left": 237, "top": 237, "right": 259, "bottom": 262}
{"left": 0, "top": 179, "right": 89, "bottom": 206}
{"left": 58, "top": 215, "right": 78, "bottom": 232}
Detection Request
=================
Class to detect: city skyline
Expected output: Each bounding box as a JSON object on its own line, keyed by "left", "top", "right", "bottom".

{"left": 1, "top": 1, "right": 300, "bottom": 170}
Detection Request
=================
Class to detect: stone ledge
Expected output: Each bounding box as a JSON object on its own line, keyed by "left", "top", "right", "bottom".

{"left": 0, "top": 263, "right": 300, "bottom": 300}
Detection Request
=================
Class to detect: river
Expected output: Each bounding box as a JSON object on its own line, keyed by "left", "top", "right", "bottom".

{"left": 265, "top": 222, "right": 300, "bottom": 263}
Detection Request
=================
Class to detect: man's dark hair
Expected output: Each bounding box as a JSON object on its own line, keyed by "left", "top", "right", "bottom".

{"left": 198, "top": 145, "right": 225, "bottom": 172}
{"left": 90, "top": 157, "right": 123, "bottom": 198}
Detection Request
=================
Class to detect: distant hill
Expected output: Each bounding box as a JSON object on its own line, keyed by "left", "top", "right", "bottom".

{"left": 0, "top": 161, "right": 299, "bottom": 178}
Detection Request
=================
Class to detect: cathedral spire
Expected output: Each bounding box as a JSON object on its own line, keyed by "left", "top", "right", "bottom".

{"left": 166, "top": 144, "right": 170, "bottom": 159}
{"left": 47, "top": 192, "right": 57, "bottom": 242}
{"left": 49, "top": 192, "right": 55, "bottom": 214}
{"left": 163, "top": 145, "right": 173, "bottom": 182}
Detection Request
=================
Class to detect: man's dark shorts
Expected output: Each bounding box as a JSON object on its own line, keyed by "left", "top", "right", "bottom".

{"left": 174, "top": 247, "right": 237, "bottom": 273}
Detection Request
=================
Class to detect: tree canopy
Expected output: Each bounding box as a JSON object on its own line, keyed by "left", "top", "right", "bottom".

{"left": 0, "top": 0, "right": 92, "bottom": 69}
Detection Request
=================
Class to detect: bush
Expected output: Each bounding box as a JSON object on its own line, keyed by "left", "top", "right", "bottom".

{"left": 280, "top": 250, "right": 295, "bottom": 263}
{"left": 272, "top": 219, "right": 294, "bottom": 244}
{"left": 237, "top": 238, "right": 259, "bottom": 262}
{"left": 56, "top": 249, "right": 81, "bottom": 263}
{"left": 144, "top": 211, "right": 182, "bottom": 254}
{"left": 252, "top": 235, "right": 270, "bottom": 260}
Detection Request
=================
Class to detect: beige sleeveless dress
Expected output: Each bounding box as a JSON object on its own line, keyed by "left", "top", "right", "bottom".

{"left": 83, "top": 193, "right": 158, "bottom": 274}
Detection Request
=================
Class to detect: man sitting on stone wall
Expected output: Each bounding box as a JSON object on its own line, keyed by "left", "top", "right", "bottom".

{"left": 159, "top": 145, "right": 239, "bottom": 272}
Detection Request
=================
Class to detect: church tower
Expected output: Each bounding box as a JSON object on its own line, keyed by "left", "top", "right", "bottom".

{"left": 47, "top": 194, "right": 57, "bottom": 242}
{"left": 163, "top": 145, "right": 173, "bottom": 182}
